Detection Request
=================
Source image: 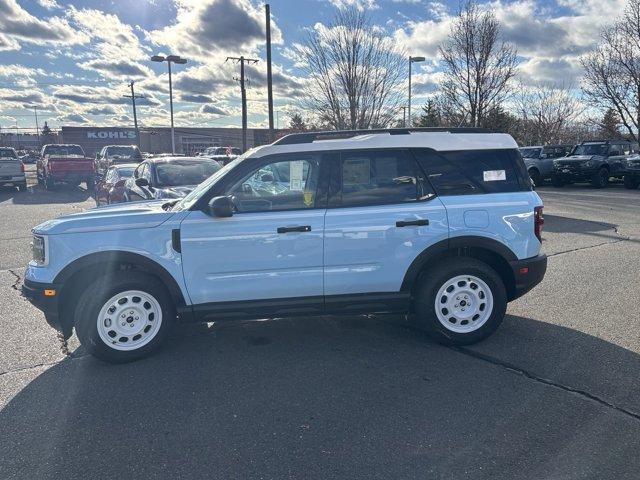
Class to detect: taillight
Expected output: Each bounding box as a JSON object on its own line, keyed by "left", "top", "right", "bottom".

{"left": 534, "top": 206, "right": 544, "bottom": 242}
{"left": 20, "top": 162, "right": 25, "bottom": 173}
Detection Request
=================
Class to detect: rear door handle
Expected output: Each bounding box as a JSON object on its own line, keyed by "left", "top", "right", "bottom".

{"left": 396, "top": 219, "right": 429, "bottom": 227}
{"left": 277, "top": 225, "right": 312, "bottom": 234}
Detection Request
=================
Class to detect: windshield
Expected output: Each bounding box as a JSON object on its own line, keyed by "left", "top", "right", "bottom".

{"left": 0, "top": 148, "right": 17, "bottom": 158}
{"left": 173, "top": 154, "right": 248, "bottom": 211}
{"left": 155, "top": 160, "right": 221, "bottom": 187}
{"left": 107, "top": 146, "right": 141, "bottom": 160}
{"left": 571, "top": 144, "right": 608, "bottom": 156}
{"left": 520, "top": 148, "right": 541, "bottom": 159}
{"left": 45, "top": 145, "right": 84, "bottom": 156}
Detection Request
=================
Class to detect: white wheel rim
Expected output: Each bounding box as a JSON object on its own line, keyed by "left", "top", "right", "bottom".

{"left": 96, "top": 290, "right": 162, "bottom": 351}
{"left": 434, "top": 275, "right": 494, "bottom": 334}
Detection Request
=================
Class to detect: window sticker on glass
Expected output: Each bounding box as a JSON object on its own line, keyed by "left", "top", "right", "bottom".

{"left": 343, "top": 158, "right": 370, "bottom": 185}
{"left": 289, "top": 161, "right": 304, "bottom": 191}
{"left": 483, "top": 170, "right": 506, "bottom": 182}
{"left": 303, "top": 191, "right": 314, "bottom": 207}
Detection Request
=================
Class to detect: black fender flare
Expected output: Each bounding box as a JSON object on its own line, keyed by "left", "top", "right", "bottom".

{"left": 400, "top": 236, "right": 518, "bottom": 292}
{"left": 54, "top": 250, "right": 187, "bottom": 308}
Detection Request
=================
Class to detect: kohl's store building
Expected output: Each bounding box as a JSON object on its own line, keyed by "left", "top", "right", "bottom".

{"left": 60, "top": 126, "right": 278, "bottom": 157}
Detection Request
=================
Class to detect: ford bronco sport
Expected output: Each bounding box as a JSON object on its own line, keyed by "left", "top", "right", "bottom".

{"left": 23, "top": 128, "right": 547, "bottom": 363}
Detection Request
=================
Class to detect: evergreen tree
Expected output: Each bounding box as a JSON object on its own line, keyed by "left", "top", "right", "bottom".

{"left": 598, "top": 108, "right": 622, "bottom": 139}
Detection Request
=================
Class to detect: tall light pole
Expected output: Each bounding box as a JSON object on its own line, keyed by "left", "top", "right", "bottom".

{"left": 123, "top": 81, "right": 144, "bottom": 149}
{"left": 408, "top": 56, "right": 425, "bottom": 127}
{"left": 151, "top": 54, "right": 188, "bottom": 154}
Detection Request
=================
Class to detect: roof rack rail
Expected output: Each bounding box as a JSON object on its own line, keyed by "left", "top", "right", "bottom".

{"left": 272, "top": 127, "right": 491, "bottom": 146}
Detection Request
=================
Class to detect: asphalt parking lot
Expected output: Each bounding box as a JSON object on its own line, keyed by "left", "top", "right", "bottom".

{"left": 1, "top": 167, "right": 640, "bottom": 479}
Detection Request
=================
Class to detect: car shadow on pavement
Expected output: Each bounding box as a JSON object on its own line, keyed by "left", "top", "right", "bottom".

{"left": 543, "top": 213, "right": 639, "bottom": 245}
{"left": 2, "top": 314, "right": 640, "bottom": 479}
{"left": 2, "top": 184, "right": 93, "bottom": 205}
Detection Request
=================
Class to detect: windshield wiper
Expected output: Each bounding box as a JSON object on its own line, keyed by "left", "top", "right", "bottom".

{"left": 162, "top": 199, "right": 180, "bottom": 211}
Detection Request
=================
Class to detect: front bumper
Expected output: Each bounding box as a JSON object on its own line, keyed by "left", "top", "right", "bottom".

{"left": 509, "top": 254, "right": 547, "bottom": 300}
{"left": 552, "top": 167, "right": 599, "bottom": 182}
{"left": 22, "top": 278, "right": 64, "bottom": 333}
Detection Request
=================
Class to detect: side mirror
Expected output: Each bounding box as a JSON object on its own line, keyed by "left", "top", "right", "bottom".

{"left": 135, "top": 177, "right": 149, "bottom": 187}
{"left": 208, "top": 196, "right": 234, "bottom": 217}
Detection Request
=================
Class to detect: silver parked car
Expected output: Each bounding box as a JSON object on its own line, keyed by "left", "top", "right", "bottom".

{"left": 0, "top": 147, "right": 27, "bottom": 192}
{"left": 519, "top": 145, "right": 571, "bottom": 186}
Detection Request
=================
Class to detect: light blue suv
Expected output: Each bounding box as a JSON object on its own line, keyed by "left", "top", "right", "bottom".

{"left": 23, "top": 128, "right": 547, "bottom": 363}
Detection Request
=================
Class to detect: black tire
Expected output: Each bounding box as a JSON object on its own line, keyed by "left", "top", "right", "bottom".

{"left": 551, "top": 175, "right": 564, "bottom": 188}
{"left": 86, "top": 178, "right": 95, "bottom": 191}
{"left": 623, "top": 175, "right": 640, "bottom": 190}
{"left": 591, "top": 167, "right": 609, "bottom": 188}
{"left": 412, "top": 258, "right": 507, "bottom": 346}
{"left": 74, "top": 271, "right": 176, "bottom": 363}
{"left": 17, "top": 181, "right": 27, "bottom": 192}
{"left": 36, "top": 170, "right": 43, "bottom": 186}
{"left": 528, "top": 168, "right": 542, "bottom": 187}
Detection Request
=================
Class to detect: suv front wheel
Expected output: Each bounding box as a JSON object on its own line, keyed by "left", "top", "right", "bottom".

{"left": 413, "top": 258, "right": 507, "bottom": 345}
{"left": 74, "top": 271, "right": 175, "bottom": 363}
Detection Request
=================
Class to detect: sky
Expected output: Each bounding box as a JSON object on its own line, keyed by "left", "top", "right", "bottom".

{"left": 0, "top": 0, "right": 628, "bottom": 134}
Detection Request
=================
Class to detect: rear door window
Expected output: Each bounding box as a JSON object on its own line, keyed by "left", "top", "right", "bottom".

{"left": 412, "top": 148, "right": 530, "bottom": 195}
{"left": 336, "top": 150, "right": 432, "bottom": 207}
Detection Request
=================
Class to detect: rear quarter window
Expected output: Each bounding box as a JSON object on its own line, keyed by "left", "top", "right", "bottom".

{"left": 412, "top": 148, "right": 531, "bottom": 195}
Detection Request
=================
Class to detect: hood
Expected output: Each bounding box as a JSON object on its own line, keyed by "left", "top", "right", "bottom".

{"left": 154, "top": 185, "right": 195, "bottom": 199}
{"left": 33, "top": 200, "right": 174, "bottom": 235}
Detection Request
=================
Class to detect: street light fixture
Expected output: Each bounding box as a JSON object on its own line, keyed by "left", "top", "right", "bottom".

{"left": 151, "top": 54, "right": 188, "bottom": 154}
{"left": 408, "top": 56, "right": 426, "bottom": 127}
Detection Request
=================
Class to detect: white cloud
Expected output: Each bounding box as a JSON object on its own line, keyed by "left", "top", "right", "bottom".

{"left": 37, "top": 0, "right": 61, "bottom": 10}
{"left": 0, "top": 0, "right": 87, "bottom": 48}
{"left": 148, "top": 0, "right": 282, "bottom": 61}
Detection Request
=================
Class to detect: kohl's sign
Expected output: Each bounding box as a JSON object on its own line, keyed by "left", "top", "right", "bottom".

{"left": 87, "top": 131, "right": 137, "bottom": 139}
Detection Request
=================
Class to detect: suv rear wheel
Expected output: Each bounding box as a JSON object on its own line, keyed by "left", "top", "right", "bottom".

{"left": 623, "top": 175, "right": 640, "bottom": 190}
{"left": 74, "top": 271, "right": 175, "bottom": 363}
{"left": 413, "top": 258, "right": 507, "bottom": 345}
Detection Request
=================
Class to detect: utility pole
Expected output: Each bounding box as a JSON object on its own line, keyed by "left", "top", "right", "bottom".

{"left": 123, "top": 81, "right": 144, "bottom": 148}
{"left": 33, "top": 107, "right": 40, "bottom": 148}
{"left": 265, "top": 4, "right": 275, "bottom": 142}
{"left": 226, "top": 56, "right": 259, "bottom": 152}
{"left": 400, "top": 106, "right": 407, "bottom": 127}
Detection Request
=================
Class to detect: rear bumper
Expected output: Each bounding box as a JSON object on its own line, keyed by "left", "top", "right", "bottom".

{"left": 0, "top": 175, "right": 26, "bottom": 185}
{"left": 50, "top": 173, "right": 93, "bottom": 183}
{"left": 22, "top": 278, "right": 64, "bottom": 333}
{"left": 509, "top": 254, "right": 547, "bottom": 300}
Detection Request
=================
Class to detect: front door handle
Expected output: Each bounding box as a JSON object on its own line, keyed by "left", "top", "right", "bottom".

{"left": 396, "top": 219, "right": 429, "bottom": 227}
{"left": 277, "top": 225, "right": 312, "bottom": 234}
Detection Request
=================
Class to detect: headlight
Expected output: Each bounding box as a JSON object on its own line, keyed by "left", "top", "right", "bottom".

{"left": 32, "top": 235, "right": 47, "bottom": 265}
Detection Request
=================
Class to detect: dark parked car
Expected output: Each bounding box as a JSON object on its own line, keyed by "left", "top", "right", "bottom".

{"left": 551, "top": 140, "right": 638, "bottom": 188}
{"left": 95, "top": 145, "right": 142, "bottom": 175}
{"left": 124, "top": 156, "right": 222, "bottom": 202}
{"left": 200, "top": 146, "right": 242, "bottom": 165}
{"left": 519, "top": 145, "right": 572, "bottom": 186}
{"left": 623, "top": 154, "right": 640, "bottom": 189}
{"left": 94, "top": 163, "right": 137, "bottom": 206}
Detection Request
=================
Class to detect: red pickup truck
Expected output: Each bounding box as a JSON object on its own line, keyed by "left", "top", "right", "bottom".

{"left": 37, "top": 144, "right": 95, "bottom": 190}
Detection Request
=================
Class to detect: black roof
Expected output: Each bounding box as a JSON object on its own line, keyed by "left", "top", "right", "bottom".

{"left": 273, "top": 127, "right": 491, "bottom": 146}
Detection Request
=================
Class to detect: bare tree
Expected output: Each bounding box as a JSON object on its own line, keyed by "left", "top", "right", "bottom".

{"left": 581, "top": 0, "right": 640, "bottom": 141}
{"left": 514, "top": 83, "right": 583, "bottom": 145}
{"left": 297, "top": 8, "right": 405, "bottom": 130}
{"left": 439, "top": 0, "right": 518, "bottom": 127}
